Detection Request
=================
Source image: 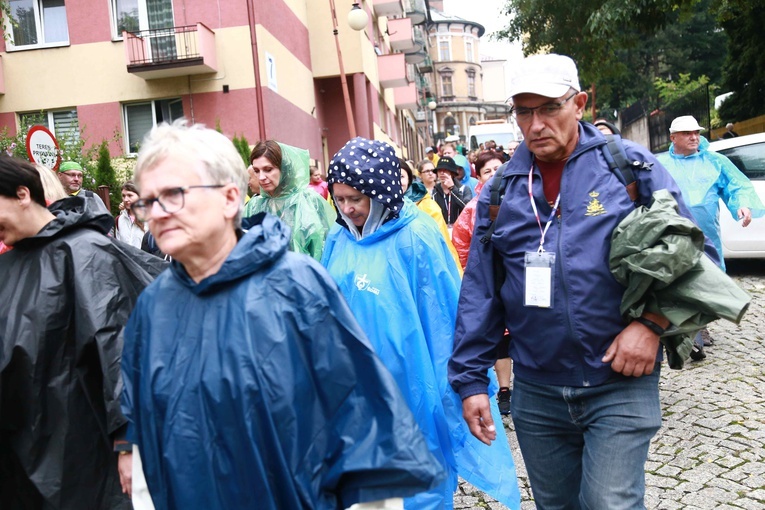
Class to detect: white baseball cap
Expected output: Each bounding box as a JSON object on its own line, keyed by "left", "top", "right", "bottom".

{"left": 510, "top": 54, "right": 581, "bottom": 99}
{"left": 669, "top": 115, "right": 706, "bottom": 133}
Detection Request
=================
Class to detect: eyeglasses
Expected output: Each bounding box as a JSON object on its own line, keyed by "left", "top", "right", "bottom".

{"left": 131, "top": 185, "right": 225, "bottom": 221}
{"left": 60, "top": 172, "right": 83, "bottom": 179}
{"left": 420, "top": 169, "right": 435, "bottom": 174}
{"left": 512, "top": 92, "right": 578, "bottom": 121}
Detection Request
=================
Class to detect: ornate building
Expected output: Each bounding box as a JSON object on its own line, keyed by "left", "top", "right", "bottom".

{"left": 426, "top": 8, "right": 512, "bottom": 145}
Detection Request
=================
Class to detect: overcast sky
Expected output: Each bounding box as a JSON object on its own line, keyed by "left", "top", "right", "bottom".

{"left": 442, "top": 0, "right": 523, "bottom": 62}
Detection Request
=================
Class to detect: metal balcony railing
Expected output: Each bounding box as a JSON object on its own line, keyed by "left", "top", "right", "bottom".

{"left": 125, "top": 25, "right": 201, "bottom": 66}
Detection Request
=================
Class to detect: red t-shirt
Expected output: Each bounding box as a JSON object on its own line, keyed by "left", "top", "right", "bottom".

{"left": 536, "top": 158, "right": 566, "bottom": 206}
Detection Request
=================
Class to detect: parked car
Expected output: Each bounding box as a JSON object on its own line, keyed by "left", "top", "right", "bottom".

{"left": 708, "top": 133, "right": 765, "bottom": 259}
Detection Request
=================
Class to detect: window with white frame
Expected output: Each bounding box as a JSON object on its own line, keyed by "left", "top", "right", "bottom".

{"left": 6, "top": 0, "right": 69, "bottom": 49}
{"left": 110, "top": 0, "right": 173, "bottom": 40}
{"left": 441, "top": 75, "right": 453, "bottom": 97}
{"left": 438, "top": 36, "right": 451, "bottom": 61}
{"left": 467, "top": 72, "right": 476, "bottom": 97}
{"left": 124, "top": 98, "right": 183, "bottom": 153}
{"left": 111, "top": 0, "right": 139, "bottom": 38}
{"left": 19, "top": 108, "right": 79, "bottom": 146}
{"left": 465, "top": 38, "right": 474, "bottom": 63}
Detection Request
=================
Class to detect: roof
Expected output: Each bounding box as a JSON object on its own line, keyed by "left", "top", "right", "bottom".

{"left": 429, "top": 9, "right": 485, "bottom": 37}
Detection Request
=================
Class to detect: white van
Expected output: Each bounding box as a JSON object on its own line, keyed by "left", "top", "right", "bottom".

{"left": 468, "top": 121, "right": 521, "bottom": 150}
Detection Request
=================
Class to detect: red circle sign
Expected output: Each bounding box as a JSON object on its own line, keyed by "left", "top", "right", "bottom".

{"left": 25, "top": 125, "right": 62, "bottom": 171}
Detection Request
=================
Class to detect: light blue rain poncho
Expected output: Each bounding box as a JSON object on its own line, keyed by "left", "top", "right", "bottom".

{"left": 243, "top": 142, "right": 335, "bottom": 260}
{"left": 658, "top": 136, "right": 765, "bottom": 270}
{"left": 321, "top": 137, "right": 520, "bottom": 510}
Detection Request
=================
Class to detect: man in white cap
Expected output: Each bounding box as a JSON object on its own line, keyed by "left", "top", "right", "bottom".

{"left": 657, "top": 115, "right": 764, "bottom": 357}
{"left": 449, "top": 54, "right": 715, "bottom": 509}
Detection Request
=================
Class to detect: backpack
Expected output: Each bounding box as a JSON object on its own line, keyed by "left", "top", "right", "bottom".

{"left": 480, "top": 134, "right": 650, "bottom": 245}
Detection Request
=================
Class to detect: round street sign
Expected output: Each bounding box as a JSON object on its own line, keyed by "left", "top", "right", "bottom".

{"left": 25, "top": 125, "right": 62, "bottom": 171}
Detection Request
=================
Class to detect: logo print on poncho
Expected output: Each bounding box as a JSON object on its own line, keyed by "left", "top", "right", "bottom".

{"left": 354, "top": 274, "right": 380, "bottom": 295}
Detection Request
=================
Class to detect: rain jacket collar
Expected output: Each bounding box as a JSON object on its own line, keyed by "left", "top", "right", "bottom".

{"left": 170, "top": 212, "right": 290, "bottom": 295}
{"left": 668, "top": 135, "right": 710, "bottom": 159}
{"left": 13, "top": 195, "right": 112, "bottom": 250}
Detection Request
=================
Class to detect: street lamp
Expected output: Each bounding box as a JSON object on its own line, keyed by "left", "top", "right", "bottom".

{"left": 329, "top": 0, "right": 368, "bottom": 139}
{"left": 348, "top": 2, "right": 369, "bottom": 31}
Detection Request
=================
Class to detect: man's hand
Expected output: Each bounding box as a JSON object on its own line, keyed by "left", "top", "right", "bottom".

{"left": 440, "top": 173, "right": 454, "bottom": 191}
{"left": 461, "top": 394, "right": 497, "bottom": 445}
{"left": 117, "top": 452, "right": 133, "bottom": 497}
{"left": 602, "top": 320, "right": 661, "bottom": 377}
{"left": 738, "top": 207, "right": 752, "bottom": 227}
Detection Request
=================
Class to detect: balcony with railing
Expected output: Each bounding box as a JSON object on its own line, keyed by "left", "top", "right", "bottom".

{"left": 378, "top": 53, "right": 408, "bottom": 88}
{"left": 124, "top": 23, "right": 217, "bottom": 80}
{"left": 373, "top": 0, "right": 404, "bottom": 17}
{"left": 387, "top": 18, "right": 414, "bottom": 52}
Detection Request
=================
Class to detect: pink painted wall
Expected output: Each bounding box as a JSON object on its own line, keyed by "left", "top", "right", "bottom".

{"left": 315, "top": 76, "right": 353, "bottom": 156}
{"left": 68, "top": 0, "right": 112, "bottom": 45}
{"left": 261, "top": 87, "right": 321, "bottom": 158}
{"left": 0, "top": 112, "right": 17, "bottom": 136}
{"left": 253, "top": 0, "right": 312, "bottom": 69}
{"left": 183, "top": 88, "right": 262, "bottom": 146}
{"left": 77, "top": 102, "right": 124, "bottom": 155}
{"left": 173, "top": 1, "right": 250, "bottom": 30}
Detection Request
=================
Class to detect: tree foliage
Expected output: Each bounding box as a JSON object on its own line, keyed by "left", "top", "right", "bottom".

{"left": 716, "top": 2, "right": 765, "bottom": 122}
{"left": 496, "top": 0, "right": 726, "bottom": 116}
{"left": 94, "top": 141, "right": 121, "bottom": 215}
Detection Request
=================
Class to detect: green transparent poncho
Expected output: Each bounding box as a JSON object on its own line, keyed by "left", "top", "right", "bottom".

{"left": 243, "top": 143, "right": 335, "bottom": 260}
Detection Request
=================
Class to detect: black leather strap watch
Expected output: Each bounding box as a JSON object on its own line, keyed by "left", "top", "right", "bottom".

{"left": 633, "top": 316, "right": 667, "bottom": 336}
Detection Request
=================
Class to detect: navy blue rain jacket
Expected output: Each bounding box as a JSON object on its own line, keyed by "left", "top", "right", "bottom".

{"left": 121, "top": 213, "right": 442, "bottom": 510}
{"left": 449, "top": 123, "right": 719, "bottom": 396}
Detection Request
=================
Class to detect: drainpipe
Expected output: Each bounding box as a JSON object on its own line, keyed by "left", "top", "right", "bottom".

{"left": 247, "top": 0, "right": 267, "bottom": 140}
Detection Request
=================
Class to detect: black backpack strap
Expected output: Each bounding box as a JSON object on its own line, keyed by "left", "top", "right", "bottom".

{"left": 480, "top": 169, "right": 508, "bottom": 244}
{"left": 602, "top": 134, "right": 640, "bottom": 203}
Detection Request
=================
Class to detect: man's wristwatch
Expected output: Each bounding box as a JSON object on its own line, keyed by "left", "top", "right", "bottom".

{"left": 633, "top": 316, "right": 667, "bottom": 336}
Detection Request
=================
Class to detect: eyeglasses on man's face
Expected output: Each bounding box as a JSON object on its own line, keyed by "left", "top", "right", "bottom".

{"left": 512, "top": 92, "right": 578, "bottom": 121}
{"left": 131, "top": 185, "right": 225, "bottom": 221}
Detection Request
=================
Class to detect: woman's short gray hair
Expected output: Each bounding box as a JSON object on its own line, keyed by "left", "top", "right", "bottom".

{"left": 134, "top": 119, "right": 248, "bottom": 225}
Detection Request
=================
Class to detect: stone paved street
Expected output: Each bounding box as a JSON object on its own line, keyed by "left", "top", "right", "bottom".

{"left": 455, "top": 261, "right": 765, "bottom": 509}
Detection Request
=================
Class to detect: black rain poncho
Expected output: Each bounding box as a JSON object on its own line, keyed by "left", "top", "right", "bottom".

{"left": 0, "top": 195, "right": 167, "bottom": 509}
{"left": 610, "top": 190, "right": 751, "bottom": 367}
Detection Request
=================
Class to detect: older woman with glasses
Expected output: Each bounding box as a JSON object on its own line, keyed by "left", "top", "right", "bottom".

{"left": 122, "top": 121, "right": 442, "bottom": 510}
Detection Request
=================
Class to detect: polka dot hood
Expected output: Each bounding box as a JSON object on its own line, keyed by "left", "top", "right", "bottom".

{"left": 328, "top": 137, "right": 403, "bottom": 216}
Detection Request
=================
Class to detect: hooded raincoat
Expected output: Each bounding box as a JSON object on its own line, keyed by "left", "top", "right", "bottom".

{"left": 405, "top": 181, "right": 462, "bottom": 272}
{"left": 451, "top": 181, "right": 485, "bottom": 269}
{"left": 243, "top": 142, "right": 335, "bottom": 260}
{"left": 658, "top": 136, "right": 765, "bottom": 270}
{"left": 121, "top": 213, "right": 442, "bottom": 510}
{"left": 322, "top": 137, "right": 520, "bottom": 510}
{"left": 0, "top": 195, "right": 166, "bottom": 510}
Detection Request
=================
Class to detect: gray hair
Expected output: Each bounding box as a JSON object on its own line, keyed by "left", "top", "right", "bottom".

{"left": 134, "top": 119, "right": 248, "bottom": 225}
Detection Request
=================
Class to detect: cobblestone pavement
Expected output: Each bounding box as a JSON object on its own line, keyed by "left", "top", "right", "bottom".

{"left": 455, "top": 261, "right": 765, "bottom": 509}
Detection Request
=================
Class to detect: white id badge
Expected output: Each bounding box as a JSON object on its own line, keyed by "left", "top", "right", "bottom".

{"left": 524, "top": 251, "right": 556, "bottom": 308}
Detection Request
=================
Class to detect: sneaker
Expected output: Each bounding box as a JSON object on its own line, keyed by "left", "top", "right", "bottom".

{"left": 700, "top": 328, "right": 715, "bottom": 346}
{"left": 690, "top": 343, "right": 706, "bottom": 361}
{"left": 497, "top": 387, "right": 511, "bottom": 415}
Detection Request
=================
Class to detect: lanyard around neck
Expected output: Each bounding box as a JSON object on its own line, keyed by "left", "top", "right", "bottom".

{"left": 528, "top": 163, "right": 561, "bottom": 253}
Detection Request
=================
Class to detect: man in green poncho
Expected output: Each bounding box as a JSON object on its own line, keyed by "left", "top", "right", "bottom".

{"left": 243, "top": 140, "right": 335, "bottom": 260}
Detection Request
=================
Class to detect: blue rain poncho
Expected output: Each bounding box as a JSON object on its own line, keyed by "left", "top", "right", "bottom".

{"left": 243, "top": 142, "right": 335, "bottom": 260}
{"left": 121, "top": 213, "right": 443, "bottom": 510}
{"left": 322, "top": 137, "right": 520, "bottom": 510}
{"left": 658, "top": 137, "right": 765, "bottom": 270}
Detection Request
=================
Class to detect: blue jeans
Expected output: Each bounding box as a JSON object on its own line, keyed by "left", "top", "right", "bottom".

{"left": 511, "top": 368, "right": 662, "bottom": 510}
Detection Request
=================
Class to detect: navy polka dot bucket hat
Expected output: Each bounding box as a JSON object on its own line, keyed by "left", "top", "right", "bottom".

{"left": 328, "top": 137, "right": 403, "bottom": 215}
